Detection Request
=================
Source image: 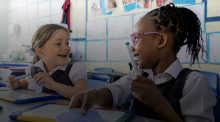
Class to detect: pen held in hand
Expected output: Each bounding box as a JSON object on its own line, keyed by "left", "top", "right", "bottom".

{"left": 125, "top": 42, "right": 140, "bottom": 75}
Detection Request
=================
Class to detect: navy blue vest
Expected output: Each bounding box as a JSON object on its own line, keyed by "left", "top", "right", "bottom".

{"left": 132, "top": 68, "right": 195, "bottom": 121}
{"left": 31, "top": 64, "right": 74, "bottom": 94}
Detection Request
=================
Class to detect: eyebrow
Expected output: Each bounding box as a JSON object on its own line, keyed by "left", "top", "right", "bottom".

{"left": 55, "top": 38, "right": 70, "bottom": 41}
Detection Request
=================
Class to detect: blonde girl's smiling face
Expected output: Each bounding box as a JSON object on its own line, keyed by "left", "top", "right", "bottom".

{"left": 40, "top": 29, "right": 70, "bottom": 67}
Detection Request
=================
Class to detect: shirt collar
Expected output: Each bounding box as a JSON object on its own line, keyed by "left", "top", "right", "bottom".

{"left": 33, "top": 59, "right": 67, "bottom": 73}
{"left": 164, "top": 59, "right": 183, "bottom": 79}
{"left": 140, "top": 59, "right": 183, "bottom": 79}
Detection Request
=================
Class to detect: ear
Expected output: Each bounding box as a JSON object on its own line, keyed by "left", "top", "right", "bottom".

{"left": 35, "top": 47, "right": 45, "bottom": 58}
{"left": 158, "top": 34, "right": 168, "bottom": 49}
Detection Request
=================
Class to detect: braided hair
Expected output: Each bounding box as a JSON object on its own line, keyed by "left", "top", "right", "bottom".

{"left": 143, "top": 3, "right": 206, "bottom": 65}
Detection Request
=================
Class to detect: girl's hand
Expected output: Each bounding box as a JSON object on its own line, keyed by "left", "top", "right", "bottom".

{"left": 130, "top": 75, "right": 166, "bottom": 110}
{"left": 69, "top": 89, "right": 98, "bottom": 115}
{"left": 33, "top": 73, "right": 56, "bottom": 90}
{"left": 7, "top": 75, "right": 21, "bottom": 89}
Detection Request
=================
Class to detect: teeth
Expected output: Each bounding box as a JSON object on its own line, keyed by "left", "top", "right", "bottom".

{"left": 59, "top": 54, "right": 67, "bottom": 56}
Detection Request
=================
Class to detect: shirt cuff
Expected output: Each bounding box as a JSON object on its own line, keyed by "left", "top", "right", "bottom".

{"left": 98, "top": 84, "right": 120, "bottom": 109}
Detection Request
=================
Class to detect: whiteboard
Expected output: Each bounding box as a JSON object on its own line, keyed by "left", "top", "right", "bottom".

{"left": 86, "top": 41, "right": 106, "bottom": 61}
{"left": 71, "top": 41, "right": 85, "bottom": 61}
{"left": 38, "top": 1, "right": 50, "bottom": 18}
{"left": 177, "top": 33, "right": 207, "bottom": 63}
{"left": 133, "top": 12, "right": 148, "bottom": 27}
{"left": 9, "top": 0, "right": 17, "bottom": 10}
{"left": 87, "top": 19, "right": 106, "bottom": 40}
{"left": 18, "top": 7, "right": 27, "bottom": 22}
{"left": 184, "top": 3, "right": 205, "bottom": 32}
{"left": 23, "top": 104, "right": 68, "bottom": 119}
{"left": 38, "top": 17, "right": 51, "bottom": 27}
{"left": 19, "top": 21, "right": 29, "bottom": 35}
{"left": 28, "top": 0, "right": 37, "bottom": 5}
{"left": 108, "top": 39, "right": 130, "bottom": 61}
{"left": 0, "top": 89, "right": 51, "bottom": 100}
{"left": 9, "top": 10, "right": 17, "bottom": 23}
{"left": 51, "top": 14, "right": 62, "bottom": 24}
{"left": 51, "top": 0, "right": 64, "bottom": 15}
{"left": 17, "top": 0, "right": 26, "bottom": 8}
{"left": 209, "top": 33, "right": 220, "bottom": 63}
{"left": 27, "top": 4, "right": 37, "bottom": 20}
{"left": 108, "top": 15, "right": 132, "bottom": 38}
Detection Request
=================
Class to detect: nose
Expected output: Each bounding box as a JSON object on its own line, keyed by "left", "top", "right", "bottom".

{"left": 131, "top": 45, "right": 136, "bottom": 52}
{"left": 63, "top": 44, "right": 70, "bottom": 51}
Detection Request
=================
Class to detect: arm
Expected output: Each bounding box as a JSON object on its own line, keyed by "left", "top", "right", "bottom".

{"left": 69, "top": 70, "right": 136, "bottom": 114}
{"left": 130, "top": 75, "right": 183, "bottom": 122}
{"left": 95, "top": 88, "right": 113, "bottom": 107}
{"left": 52, "top": 78, "right": 89, "bottom": 100}
{"left": 155, "top": 98, "right": 183, "bottom": 122}
{"left": 68, "top": 88, "right": 113, "bottom": 114}
{"left": 19, "top": 79, "right": 29, "bottom": 88}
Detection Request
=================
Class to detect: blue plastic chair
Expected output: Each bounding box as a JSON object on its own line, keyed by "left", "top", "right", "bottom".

{"left": 200, "top": 71, "right": 219, "bottom": 96}
{"left": 91, "top": 68, "right": 114, "bottom": 81}
{"left": 214, "top": 95, "right": 220, "bottom": 122}
{"left": 0, "top": 69, "right": 12, "bottom": 87}
{"left": 86, "top": 79, "right": 111, "bottom": 89}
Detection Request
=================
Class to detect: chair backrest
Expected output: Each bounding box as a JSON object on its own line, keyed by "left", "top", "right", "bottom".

{"left": 200, "top": 71, "right": 219, "bottom": 96}
{"left": 86, "top": 79, "right": 111, "bottom": 89}
{"left": 91, "top": 68, "right": 114, "bottom": 81}
{"left": 0, "top": 69, "right": 12, "bottom": 87}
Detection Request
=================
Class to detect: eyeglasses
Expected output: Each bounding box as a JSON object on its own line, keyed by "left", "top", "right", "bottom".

{"left": 130, "top": 32, "right": 162, "bottom": 46}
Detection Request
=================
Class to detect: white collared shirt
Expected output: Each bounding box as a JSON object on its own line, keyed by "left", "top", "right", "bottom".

{"left": 25, "top": 60, "right": 87, "bottom": 84}
{"left": 99, "top": 59, "right": 217, "bottom": 122}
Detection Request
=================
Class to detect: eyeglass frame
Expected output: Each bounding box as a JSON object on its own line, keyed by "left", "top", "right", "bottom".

{"left": 130, "top": 32, "right": 162, "bottom": 46}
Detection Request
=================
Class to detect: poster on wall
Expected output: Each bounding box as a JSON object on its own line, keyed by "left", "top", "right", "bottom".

{"left": 100, "top": 0, "right": 117, "bottom": 15}
{"left": 122, "top": 0, "right": 136, "bottom": 12}
{"left": 91, "top": 0, "right": 102, "bottom": 16}
{"left": 173, "top": 0, "right": 195, "bottom": 5}
{"left": 105, "top": 0, "right": 117, "bottom": 13}
{"left": 156, "top": 0, "right": 173, "bottom": 7}
{"left": 136, "top": 0, "right": 151, "bottom": 9}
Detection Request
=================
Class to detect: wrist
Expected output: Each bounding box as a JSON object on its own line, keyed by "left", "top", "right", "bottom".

{"left": 155, "top": 97, "right": 168, "bottom": 112}
{"left": 51, "top": 81, "right": 59, "bottom": 90}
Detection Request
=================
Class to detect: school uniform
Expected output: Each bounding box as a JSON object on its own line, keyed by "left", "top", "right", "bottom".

{"left": 99, "top": 59, "right": 217, "bottom": 122}
{"left": 25, "top": 60, "right": 87, "bottom": 94}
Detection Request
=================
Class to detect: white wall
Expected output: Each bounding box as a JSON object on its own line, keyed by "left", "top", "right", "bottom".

{"left": 0, "top": 0, "right": 8, "bottom": 60}
{"left": 7, "top": 0, "right": 64, "bottom": 62}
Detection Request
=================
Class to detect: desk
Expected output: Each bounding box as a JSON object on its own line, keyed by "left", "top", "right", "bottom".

{"left": 8, "top": 67, "right": 27, "bottom": 73}
{"left": 0, "top": 98, "right": 163, "bottom": 122}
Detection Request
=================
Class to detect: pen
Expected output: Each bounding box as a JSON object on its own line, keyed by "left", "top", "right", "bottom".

{"left": 125, "top": 42, "right": 140, "bottom": 111}
{"left": 14, "top": 74, "right": 30, "bottom": 80}
{"left": 125, "top": 42, "right": 140, "bottom": 75}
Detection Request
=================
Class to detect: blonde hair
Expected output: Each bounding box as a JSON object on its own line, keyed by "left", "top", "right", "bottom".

{"left": 32, "top": 24, "right": 69, "bottom": 64}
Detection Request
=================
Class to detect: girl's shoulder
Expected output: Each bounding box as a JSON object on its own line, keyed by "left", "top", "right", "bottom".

{"left": 184, "top": 71, "right": 213, "bottom": 94}
{"left": 185, "top": 71, "right": 211, "bottom": 87}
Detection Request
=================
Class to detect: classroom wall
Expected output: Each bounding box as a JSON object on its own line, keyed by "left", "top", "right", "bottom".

{"left": 6, "top": 0, "right": 64, "bottom": 61}
{"left": 73, "top": 0, "right": 204, "bottom": 73}
{"left": 0, "top": 0, "right": 9, "bottom": 60}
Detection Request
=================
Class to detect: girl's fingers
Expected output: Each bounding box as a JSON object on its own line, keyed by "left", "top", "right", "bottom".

{"left": 35, "top": 76, "right": 43, "bottom": 84}
{"left": 37, "top": 78, "right": 44, "bottom": 86}
{"left": 33, "top": 73, "right": 40, "bottom": 80}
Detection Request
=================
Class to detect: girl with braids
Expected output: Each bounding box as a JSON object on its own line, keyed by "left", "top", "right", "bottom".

{"left": 7, "top": 24, "right": 89, "bottom": 100}
{"left": 69, "top": 3, "right": 216, "bottom": 122}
